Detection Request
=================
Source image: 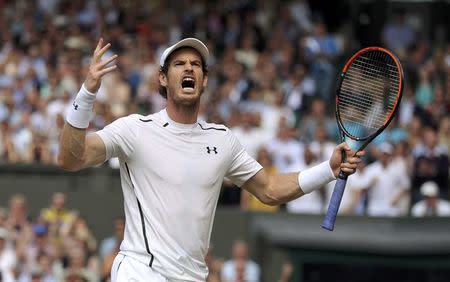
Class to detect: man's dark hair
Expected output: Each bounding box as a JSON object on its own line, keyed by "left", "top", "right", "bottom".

{"left": 158, "top": 48, "right": 208, "bottom": 99}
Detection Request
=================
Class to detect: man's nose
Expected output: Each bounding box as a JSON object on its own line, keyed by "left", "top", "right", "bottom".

{"left": 185, "top": 61, "right": 193, "bottom": 70}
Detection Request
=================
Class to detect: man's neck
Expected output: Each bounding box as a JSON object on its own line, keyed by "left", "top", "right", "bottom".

{"left": 166, "top": 103, "right": 199, "bottom": 124}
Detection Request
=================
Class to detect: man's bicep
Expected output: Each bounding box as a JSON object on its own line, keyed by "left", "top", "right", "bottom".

{"left": 82, "top": 133, "right": 107, "bottom": 168}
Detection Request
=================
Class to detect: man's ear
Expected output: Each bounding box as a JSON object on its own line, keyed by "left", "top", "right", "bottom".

{"left": 159, "top": 72, "right": 167, "bottom": 87}
{"left": 202, "top": 73, "right": 208, "bottom": 88}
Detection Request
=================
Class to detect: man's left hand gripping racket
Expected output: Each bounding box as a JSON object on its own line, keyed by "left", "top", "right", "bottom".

{"left": 322, "top": 47, "right": 404, "bottom": 231}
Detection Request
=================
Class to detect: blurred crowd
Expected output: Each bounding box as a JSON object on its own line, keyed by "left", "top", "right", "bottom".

{"left": 0, "top": 192, "right": 123, "bottom": 281}
{"left": 0, "top": 191, "right": 290, "bottom": 282}
{"left": 0, "top": 0, "right": 449, "bottom": 279}
{"left": 0, "top": 0, "right": 449, "bottom": 211}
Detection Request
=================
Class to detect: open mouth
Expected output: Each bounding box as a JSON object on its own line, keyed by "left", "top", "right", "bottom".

{"left": 181, "top": 77, "right": 195, "bottom": 91}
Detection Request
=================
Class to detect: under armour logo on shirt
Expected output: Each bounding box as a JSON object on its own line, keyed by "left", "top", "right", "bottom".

{"left": 206, "top": 146, "right": 218, "bottom": 154}
{"left": 73, "top": 101, "right": 79, "bottom": 110}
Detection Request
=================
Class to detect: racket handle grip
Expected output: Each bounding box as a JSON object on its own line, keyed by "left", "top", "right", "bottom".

{"left": 322, "top": 173, "right": 348, "bottom": 231}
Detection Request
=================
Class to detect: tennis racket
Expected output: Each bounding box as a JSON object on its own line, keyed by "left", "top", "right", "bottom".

{"left": 321, "top": 47, "right": 404, "bottom": 231}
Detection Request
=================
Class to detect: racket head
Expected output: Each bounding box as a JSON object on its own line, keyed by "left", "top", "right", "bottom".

{"left": 322, "top": 47, "right": 404, "bottom": 232}
{"left": 335, "top": 47, "right": 404, "bottom": 148}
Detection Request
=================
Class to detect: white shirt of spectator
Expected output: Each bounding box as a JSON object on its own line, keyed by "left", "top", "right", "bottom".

{"left": 287, "top": 187, "right": 323, "bottom": 214}
{"left": 360, "top": 160, "right": 411, "bottom": 217}
{"left": 0, "top": 238, "right": 17, "bottom": 282}
{"left": 266, "top": 138, "right": 305, "bottom": 173}
{"left": 411, "top": 181, "right": 450, "bottom": 217}
{"left": 96, "top": 109, "right": 262, "bottom": 281}
{"left": 411, "top": 200, "right": 450, "bottom": 217}
{"left": 232, "top": 125, "right": 271, "bottom": 159}
{"left": 221, "top": 259, "right": 261, "bottom": 282}
{"left": 309, "top": 140, "right": 335, "bottom": 163}
{"left": 259, "top": 104, "right": 296, "bottom": 139}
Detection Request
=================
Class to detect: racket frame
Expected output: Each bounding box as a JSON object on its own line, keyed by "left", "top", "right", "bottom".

{"left": 322, "top": 47, "right": 404, "bottom": 231}
{"left": 335, "top": 46, "right": 404, "bottom": 152}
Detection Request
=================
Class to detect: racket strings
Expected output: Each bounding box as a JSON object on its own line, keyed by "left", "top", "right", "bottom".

{"left": 339, "top": 50, "right": 400, "bottom": 139}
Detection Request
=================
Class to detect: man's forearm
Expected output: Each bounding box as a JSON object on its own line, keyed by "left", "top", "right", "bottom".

{"left": 58, "top": 123, "right": 87, "bottom": 171}
{"left": 58, "top": 39, "right": 116, "bottom": 171}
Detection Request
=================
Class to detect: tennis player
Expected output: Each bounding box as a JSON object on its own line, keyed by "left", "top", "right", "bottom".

{"left": 58, "top": 38, "right": 363, "bottom": 281}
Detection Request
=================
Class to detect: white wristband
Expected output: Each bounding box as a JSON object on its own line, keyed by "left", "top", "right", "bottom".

{"left": 298, "top": 160, "right": 336, "bottom": 194}
{"left": 66, "top": 84, "right": 96, "bottom": 129}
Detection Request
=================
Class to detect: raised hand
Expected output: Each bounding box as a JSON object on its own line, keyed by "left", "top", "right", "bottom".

{"left": 84, "top": 38, "right": 118, "bottom": 93}
{"left": 329, "top": 142, "right": 364, "bottom": 177}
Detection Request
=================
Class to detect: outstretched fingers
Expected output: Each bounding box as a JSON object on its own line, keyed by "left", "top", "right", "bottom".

{"left": 90, "top": 41, "right": 117, "bottom": 77}
{"left": 98, "top": 65, "right": 117, "bottom": 77}
{"left": 98, "top": 54, "right": 118, "bottom": 69}
{"left": 96, "top": 42, "right": 112, "bottom": 59}
{"left": 94, "top": 38, "right": 103, "bottom": 54}
{"left": 83, "top": 38, "right": 118, "bottom": 93}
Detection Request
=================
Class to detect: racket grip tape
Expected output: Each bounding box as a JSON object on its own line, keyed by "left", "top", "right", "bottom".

{"left": 322, "top": 176, "right": 347, "bottom": 231}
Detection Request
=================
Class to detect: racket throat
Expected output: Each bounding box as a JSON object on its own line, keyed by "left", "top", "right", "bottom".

{"left": 338, "top": 170, "right": 348, "bottom": 180}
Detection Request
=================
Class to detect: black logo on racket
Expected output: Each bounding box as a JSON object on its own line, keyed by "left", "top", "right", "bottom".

{"left": 206, "top": 146, "right": 218, "bottom": 154}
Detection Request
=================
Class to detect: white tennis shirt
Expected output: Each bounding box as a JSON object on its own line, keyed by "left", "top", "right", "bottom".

{"left": 96, "top": 109, "right": 262, "bottom": 281}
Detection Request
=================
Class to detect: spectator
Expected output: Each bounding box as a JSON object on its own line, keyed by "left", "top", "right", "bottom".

{"left": 5, "top": 194, "right": 32, "bottom": 243}
{"left": 11, "top": 111, "right": 34, "bottom": 163}
{"left": 235, "top": 30, "right": 260, "bottom": 70}
{"left": 309, "top": 123, "right": 336, "bottom": 163}
{"left": 63, "top": 248, "right": 99, "bottom": 282}
{"left": 278, "top": 261, "right": 294, "bottom": 282}
{"left": 16, "top": 252, "right": 60, "bottom": 282}
{"left": 282, "top": 64, "right": 316, "bottom": 117}
{"left": 300, "top": 98, "right": 338, "bottom": 144}
{"left": 411, "top": 181, "right": 450, "bottom": 217}
{"left": 438, "top": 115, "right": 450, "bottom": 155}
{"left": 398, "top": 84, "right": 416, "bottom": 128}
{"left": 31, "top": 134, "right": 52, "bottom": 164}
{"left": 381, "top": 9, "right": 416, "bottom": 56}
{"left": 61, "top": 213, "right": 97, "bottom": 257}
{"left": 415, "top": 64, "right": 434, "bottom": 108}
{"left": 0, "top": 121, "right": 19, "bottom": 163}
{"left": 18, "top": 224, "right": 57, "bottom": 275}
{"left": 40, "top": 192, "right": 75, "bottom": 235}
{"left": 266, "top": 117, "right": 305, "bottom": 173}
{"left": 0, "top": 227, "right": 17, "bottom": 282}
{"left": 135, "top": 72, "right": 167, "bottom": 114}
{"left": 205, "top": 245, "right": 223, "bottom": 282}
{"left": 65, "top": 271, "right": 89, "bottom": 282}
{"left": 303, "top": 21, "right": 339, "bottom": 102}
{"left": 231, "top": 109, "right": 270, "bottom": 159}
{"left": 0, "top": 207, "right": 7, "bottom": 227}
{"left": 98, "top": 217, "right": 125, "bottom": 260}
{"left": 286, "top": 146, "right": 324, "bottom": 214}
{"left": 241, "top": 147, "right": 279, "bottom": 212}
{"left": 425, "top": 84, "right": 447, "bottom": 123}
{"left": 412, "top": 125, "right": 449, "bottom": 203}
{"left": 221, "top": 240, "right": 260, "bottom": 282}
{"left": 360, "top": 142, "right": 411, "bottom": 217}
{"left": 35, "top": 253, "right": 59, "bottom": 282}
{"left": 257, "top": 90, "right": 296, "bottom": 139}
{"left": 405, "top": 115, "right": 425, "bottom": 149}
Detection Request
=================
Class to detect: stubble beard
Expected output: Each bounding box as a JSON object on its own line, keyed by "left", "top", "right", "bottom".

{"left": 168, "top": 85, "right": 204, "bottom": 109}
